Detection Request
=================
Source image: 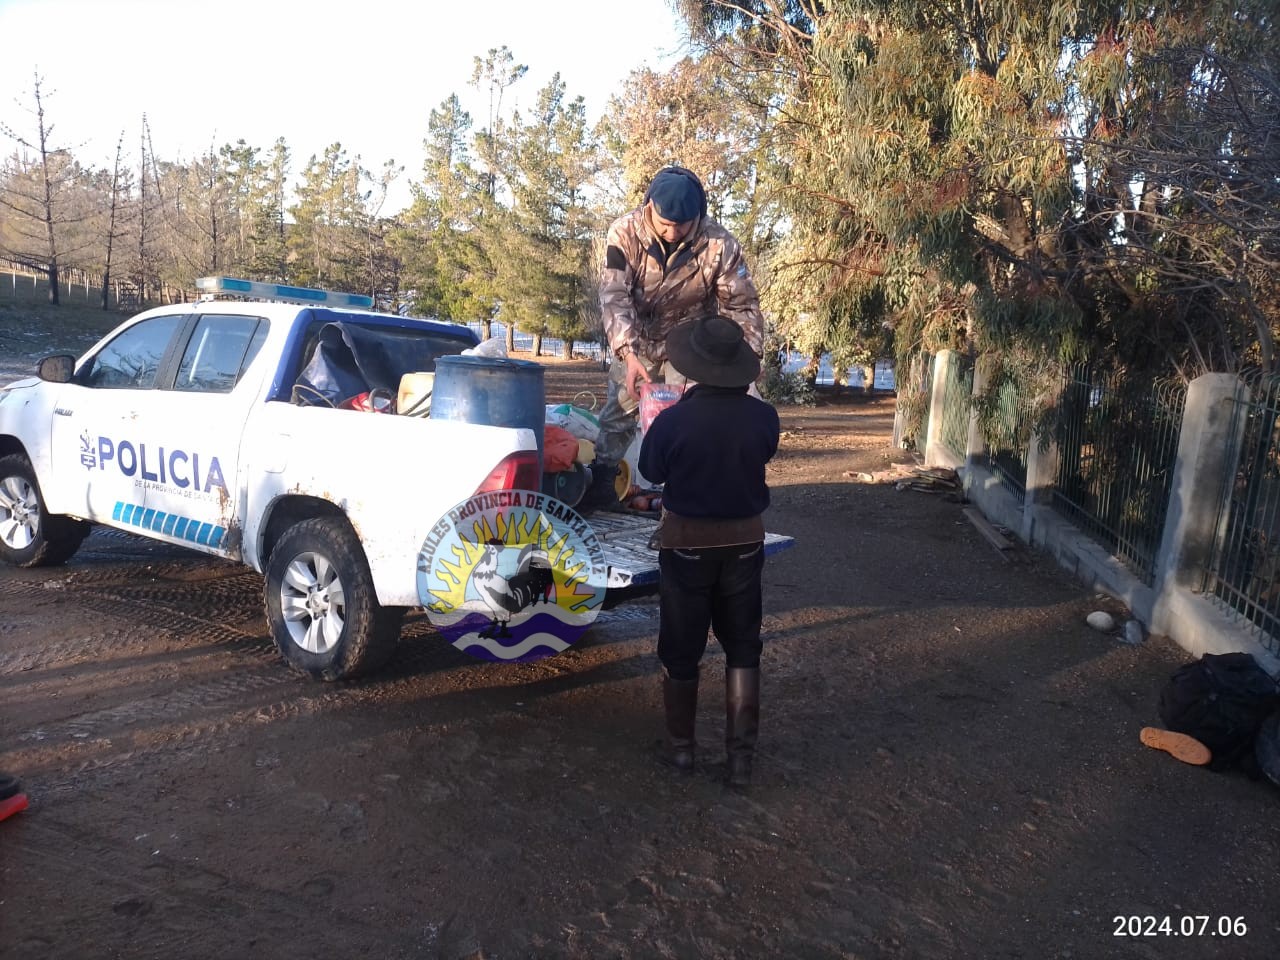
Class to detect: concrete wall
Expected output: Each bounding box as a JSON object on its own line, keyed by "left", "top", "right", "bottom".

{"left": 926, "top": 365, "right": 1280, "bottom": 676}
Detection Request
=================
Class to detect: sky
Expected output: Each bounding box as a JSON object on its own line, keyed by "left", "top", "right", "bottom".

{"left": 0, "top": 0, "right": 687, "bottom": 212}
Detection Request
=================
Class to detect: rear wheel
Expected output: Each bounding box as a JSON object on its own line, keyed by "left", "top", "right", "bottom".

{"left": 263, "top": 517, "right": 403, "bottom": 681}
{"left": 0, "top": 453, "right": 89, "bottom": 568}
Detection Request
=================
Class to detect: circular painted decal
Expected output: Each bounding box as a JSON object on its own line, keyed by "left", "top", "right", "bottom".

{"left": 417, "top": 490, "right": 607, "bottom": 662}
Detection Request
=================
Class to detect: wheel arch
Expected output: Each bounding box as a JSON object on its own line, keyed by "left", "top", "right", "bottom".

{"left": 261, "top": 510, "right": 403, "bottom": 681}
{"left": 0, "top": 447, "right": 89, "bottom": 567}
{"left": 258, "top": 494, "right": 351, "bottom": 567}
{"left": 0, "top": 435, "right": 29, "bottom": 462}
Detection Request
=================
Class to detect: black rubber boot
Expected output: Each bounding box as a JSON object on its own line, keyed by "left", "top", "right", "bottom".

{"left": 580, "top": 461, "right": 621, "bottom": 510}
{"left": 658, "top": 673, "right": 699, "bottom": 773}
{"left": 725, "top": 667, "right": 760, "bottom": 789}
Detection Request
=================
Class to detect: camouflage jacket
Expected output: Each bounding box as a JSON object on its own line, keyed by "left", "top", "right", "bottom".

{"left": 599, "top": 206, "right": 764, "bottom": 364}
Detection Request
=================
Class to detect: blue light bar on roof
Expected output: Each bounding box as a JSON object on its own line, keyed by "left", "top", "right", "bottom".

{"left": 195, "top": 276, "right": 374, "bottom": 309}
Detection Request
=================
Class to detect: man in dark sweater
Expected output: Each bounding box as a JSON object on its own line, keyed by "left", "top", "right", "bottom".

{"left": 638, "top": 315, "right": 780, "bottom": 788}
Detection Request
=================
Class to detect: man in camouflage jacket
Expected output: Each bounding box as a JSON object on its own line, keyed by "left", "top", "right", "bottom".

{"left": 590, "top": 166, "right": 765, "bottom": 498}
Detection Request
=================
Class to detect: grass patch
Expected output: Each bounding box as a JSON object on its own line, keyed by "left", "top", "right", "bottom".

{"left": 0, "top": 272, "right": 128, "bottom": 361}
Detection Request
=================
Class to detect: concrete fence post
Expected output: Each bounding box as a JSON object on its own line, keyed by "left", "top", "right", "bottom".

{"left": 1153, "top": 374, "right": 1247, "bottom": 592}
{"left": 1022, "top": 419, "right": 1061, "bottom": 541}
{"left": 924, "top": 350, "right": 955, "bottom": 467}
{"left": 1147, "top": 373, "right": 1272, "bottom": 660}
{"left": 965, "top": 355, "right": 995, "bottom": 468}
{"left": 1024, "top": 432, "right": 1059, "bottom": 507}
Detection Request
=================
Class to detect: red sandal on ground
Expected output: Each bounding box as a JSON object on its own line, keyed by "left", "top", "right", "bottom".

{"left": 1140, "top": 727, "right": 1212, "bottom": 766}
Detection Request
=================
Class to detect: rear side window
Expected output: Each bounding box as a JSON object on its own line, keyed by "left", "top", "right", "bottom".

{"left": 82, "top": 315, "right": 183, "bottom": 390}
{"left": 174, "top": 315, "right": 267, "bottom": 393}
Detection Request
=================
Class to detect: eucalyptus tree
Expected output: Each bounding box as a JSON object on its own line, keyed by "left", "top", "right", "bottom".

{"left": 599, "top": 53, "right": 786, "bottom": 263}
{"left": 677, "top": 0, "right": 1280, "bottom": 382}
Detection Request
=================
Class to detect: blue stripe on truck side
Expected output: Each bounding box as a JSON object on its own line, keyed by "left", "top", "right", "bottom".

{"left": 111, "top": 501, "right": 225, "bottom": 550}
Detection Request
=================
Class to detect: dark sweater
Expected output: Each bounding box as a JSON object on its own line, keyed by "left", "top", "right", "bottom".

{"left": 638, "top": 384, "right": 780, "bottom": 520}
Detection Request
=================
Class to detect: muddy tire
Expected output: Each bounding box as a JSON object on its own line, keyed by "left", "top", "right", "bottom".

{"left": 0, "top": 453, "right": 89, "bottom": 568}
{"left": 263, "top": 517, "right": 403, "bottom": 681}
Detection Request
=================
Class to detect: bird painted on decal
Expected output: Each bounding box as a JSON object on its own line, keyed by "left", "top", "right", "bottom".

{"left": 468, "top": 539, "right": 555, "bottom": 638}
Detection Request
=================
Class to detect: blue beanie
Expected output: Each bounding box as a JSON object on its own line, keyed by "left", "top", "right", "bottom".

{"left": 645, "top": 169, "right": 704, "bottom": 222}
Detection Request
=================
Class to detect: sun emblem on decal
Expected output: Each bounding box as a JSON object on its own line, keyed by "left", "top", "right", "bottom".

{"left": 421, "top": 510, "right": 596, "bottom": 617}
{"left": 416, "top": 494, "right": 606, "bottom": 662}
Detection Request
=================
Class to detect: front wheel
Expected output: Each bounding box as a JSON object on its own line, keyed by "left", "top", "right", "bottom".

{"left": 0, "top": 453, "right": 89, "bottom": 568}
{"left": 263, "top": 517, "right": 404, "bottom": 681}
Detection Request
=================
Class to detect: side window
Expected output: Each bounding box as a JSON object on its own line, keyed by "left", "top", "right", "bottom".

{"left": 82, "top": 315, "right": 183, "bottom": 390}
{"left": 174, "top": 315, "right": 267, "bottom": 393}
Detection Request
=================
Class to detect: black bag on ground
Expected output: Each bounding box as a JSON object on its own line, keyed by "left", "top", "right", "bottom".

{"left": 1158, "top": 652, "right": 1280, "bottom": 771}
{"left": 1256, "top": 710, "right": 1280, "bottom": 787}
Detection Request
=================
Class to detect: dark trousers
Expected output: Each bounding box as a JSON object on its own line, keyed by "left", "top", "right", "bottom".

{"left": 658, "top": 542, "right": 765, "bottom": 683}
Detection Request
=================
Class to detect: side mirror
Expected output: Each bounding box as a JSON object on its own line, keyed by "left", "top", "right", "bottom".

{"left": 37, "top": 354, "right": 75, "bottom": 383}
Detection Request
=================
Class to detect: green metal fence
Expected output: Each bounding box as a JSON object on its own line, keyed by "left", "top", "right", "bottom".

{"left": 940, "top": 356, "right": 974, "bottom": 460}
{"left": 1052, "top": 368, "right": 1186, "bottom": 585}
{"left": 987, "top": 376, "right": 1031, "bottom": 502}
{"left": 1203, "top": 372, "right": 1280, "bottom": 654}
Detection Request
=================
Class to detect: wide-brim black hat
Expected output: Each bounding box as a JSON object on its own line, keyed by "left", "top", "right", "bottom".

{"left": 666, "top": 315, "right": 760, "bottom": 387}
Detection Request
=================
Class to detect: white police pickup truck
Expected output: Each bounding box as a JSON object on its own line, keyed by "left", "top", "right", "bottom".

{"left": 0, "top": 278, "right": 790, "bottom": 679}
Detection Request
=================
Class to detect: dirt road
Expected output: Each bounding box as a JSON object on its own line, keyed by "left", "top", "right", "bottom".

{"left": 2, "top": 359, "right": 1279, "bottom": 959}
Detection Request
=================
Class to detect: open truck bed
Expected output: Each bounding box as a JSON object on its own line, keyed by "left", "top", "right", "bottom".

{"left": 590, "top": 511, "right": 796, "bottom": 590}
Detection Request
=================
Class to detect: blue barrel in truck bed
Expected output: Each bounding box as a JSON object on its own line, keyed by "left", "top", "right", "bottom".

{"left": 432, "top": 355, "right": 546, "bottom": 473}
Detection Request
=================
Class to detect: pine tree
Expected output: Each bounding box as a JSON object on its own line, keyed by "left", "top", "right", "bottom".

{"left": 289, "top": 143, "right": 369, "bottom": 290}
{"left": 498, "top": 76, "right": 600, "bottom": 355}
{"left": 247, "top": 138, "right": 290, "bottom": 281}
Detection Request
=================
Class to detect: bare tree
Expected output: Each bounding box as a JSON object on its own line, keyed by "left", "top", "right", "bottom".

{"left": 470, "top": 46, "right": 527, "bottom": 200}
{"left": 101, "top": 132, "right": 127, "bottom": 310}
{"left": 131, "top": 115, "right": 167, "bottom": 305}
{"left": 0, "top": 72, "right": 80, "bottom": 304}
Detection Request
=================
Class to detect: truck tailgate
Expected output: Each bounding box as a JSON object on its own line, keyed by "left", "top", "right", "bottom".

{"left": 589, "top": 512, "right": 795, "bottom": 589}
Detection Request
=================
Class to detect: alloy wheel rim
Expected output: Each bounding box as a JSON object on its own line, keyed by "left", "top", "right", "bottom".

{"left": 0, "top": 474, "right": 39, "bottom": 550}
{"left": 278, "top": 550, "right": 347, "bottom": 654}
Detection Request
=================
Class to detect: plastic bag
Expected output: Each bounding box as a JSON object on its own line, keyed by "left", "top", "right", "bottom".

{"left": 1257, "top": 710, "right": 1280, "bottom": 787}
{"left": 462, "top": 337, "right": 508, "bottom": 358}
{"left": 639, "top": 382, "right": 684, "bottom": 433}
{"left": 543, "top": 425, "right": 580, "bottom": 473}
{"left": 1158, "top": 652, "right": 1280, "bottom": 770}
{"left": 545, "top": 403, "right": 601, "bottom": 442}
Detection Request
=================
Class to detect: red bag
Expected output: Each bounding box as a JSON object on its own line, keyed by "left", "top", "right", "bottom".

{"left": 338, "top": 389, "right": 394, "bottom": 413}
{"left": 639, "top": 382, "right": 684, "bottom": 433}
{"left": 543, "top": 424, "right": 579, "bottom": 472}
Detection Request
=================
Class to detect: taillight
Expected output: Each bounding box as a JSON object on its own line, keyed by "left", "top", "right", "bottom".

{"left": 474, "top": 451, "right": 541, "bottom": 494}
